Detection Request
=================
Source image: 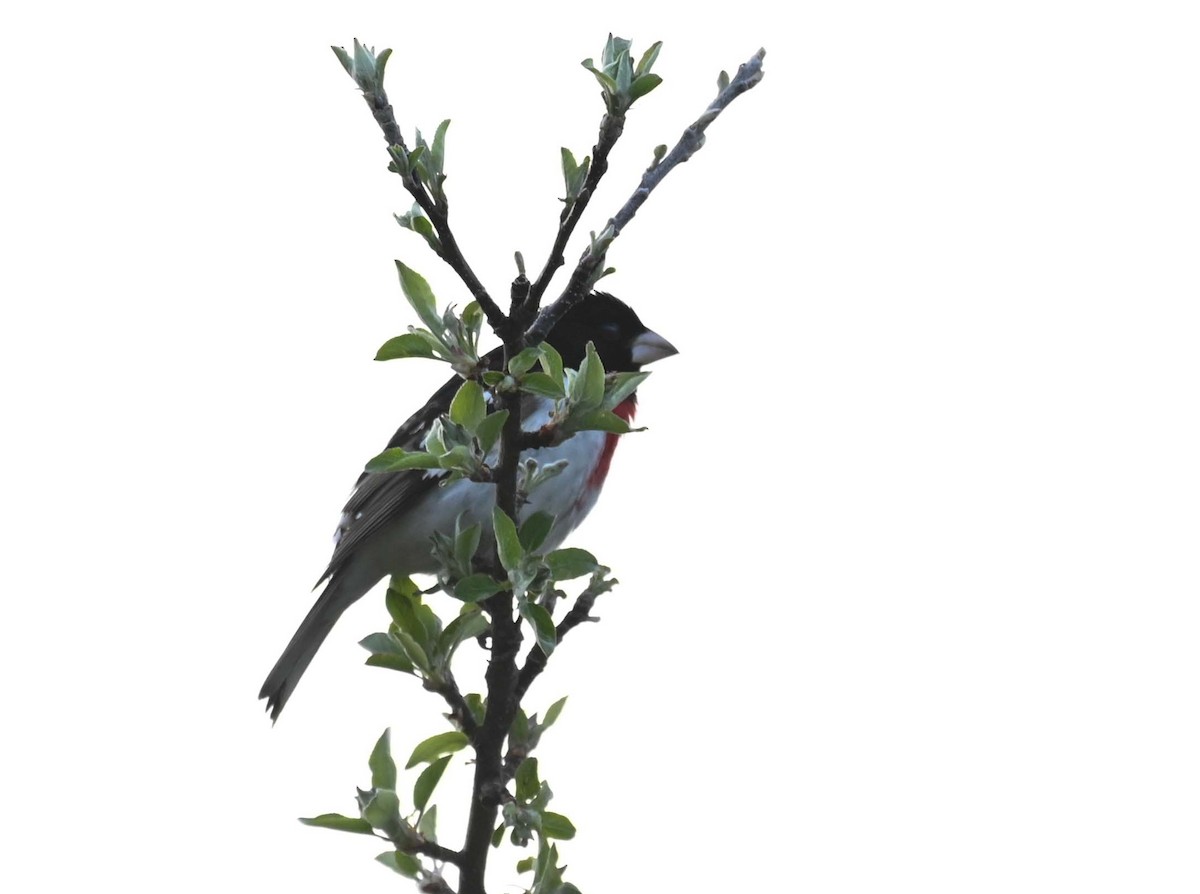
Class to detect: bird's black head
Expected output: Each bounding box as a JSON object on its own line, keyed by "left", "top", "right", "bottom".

{"left": 546, "top": 292, "right": 677, "bottom": 371}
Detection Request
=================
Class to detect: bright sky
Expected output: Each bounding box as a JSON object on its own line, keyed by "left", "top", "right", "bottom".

{"left": 4, "top": 1, "right": 1199, "bottom": 891}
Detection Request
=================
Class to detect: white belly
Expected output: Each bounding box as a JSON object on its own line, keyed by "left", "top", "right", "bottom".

{"left": 340, "top": 406, "right": 611, "bottom": 579}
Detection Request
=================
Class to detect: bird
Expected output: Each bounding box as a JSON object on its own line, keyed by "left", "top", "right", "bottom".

{"left": 259, "top": 292, "right": 677, "bottom": 720}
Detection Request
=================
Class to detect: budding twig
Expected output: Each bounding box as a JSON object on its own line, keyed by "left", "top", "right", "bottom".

{"left": 528, "top": 48, "right": 767, "bottom": 344}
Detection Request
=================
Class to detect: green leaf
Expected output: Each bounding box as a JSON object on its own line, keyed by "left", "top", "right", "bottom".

{"left": 365, "top": 448, "right": 443, "bottom": 474}
{"left": 491, "top": 822, "right": 505, "bottom": 848}
{"left": 465, "top": 693, "right": 486, "bottom": 727}
{"left": 395, "top": 261, "right": 442, "bottom": 332}
{"left": 560, "top": 147, "right": 578, "bottom": 195}
{"left": 545, "top": 548, "right": 598, "bottom": 581}
{"left": 352, "top": 39, "right": 374, "bottom": 82}
{"left": 508, "top": 346, "right": 542, "bottom": 377}
{"left": 570, "top": 409, "right": 638, "bottom": 434}
{"left": 386, "top": 576, "right": 421, "bottom": 622}
{"left": 521, "top": 602, "right": 557, "bottom": 656}
{"left": 542, "top": 696, "right": 567, "bottom": 729}
{"left": 418, "top": 804, "right": 438, "bottom": 841}
{"left": 438, "top": 610, "right": 489, "bottom": 656}
{"left": 580, "top": 58, "right": 617, "bottom": 94}
{"left": 423, "top": 418, "right": 449, "bottom": 457}
{"left": 386, "top": 590, "right": 425, "bottom": 645}
{"left": 519, "top": 511, "right": 555, "bottom": 552}
{"left": 387, "top": 144, "right": 410, "bottom": 176}
{"left": 437, "top": 444, "right": 477, "bottom": 473}
{"left": 393, "top": 629, "right": 431, "bottom": 673}
{"left": 365, "top": 652, "right": 416, "bottom": 673}
{"left": 413, "top": 755, "right": 451, "bottom": 813}
{"left": 492, "top": 506, "right": 524, "bottom": 572}
{"left": 299, "top": 813, "right": 374, "bottom": 835}
{"left": 331, "top": 45, "right": 354, "bottom": 77}
{"left": 450, "top": 380, "right": 486, "bottom": 431}
{"left": 629, "top": 72, "right": 663, "bottom": 101}
{"left": 510, "top": 707, "right": 530, "bottom": 742}
{"left": 376, "top": 850, "right": 421, "bottom": 878}
{"left": 475, "top": 408, "right": 509, "bottom": 454}
{"left": 515, "top": 757, "right": 540, "bottom": 803}
{"left": 605, "top": 371, "right": 650, "bottom": 409}
{"left": 521, "top": 372, "right": 566, "bottom": 400}
{"left": 410, "top": 214, "right": 440, "bottom": 252}
{"left": 541, "top": 811, "right": 577, "bottom": 840}
{"left": 607, "top": 35, "right": 633, "bottom": 68}
{"left": 414, "top": 600, "right": 443, "bottom": 646}
{"left": 369, "top": 729, "right": 397, "bottom": 790}
{"left": 560, "top": 146, "right": 578, "bottom": 178}
{"left": 454, "top": 520, "right": 483, "bottom": 572}
{"left": 359, "top": 631, "right": 402, "bottom": 656}
{"left": 581, "top": 342, "right": 606, "bottom": 407}
{"left": 516, "top": 856, "right": 535, "bottom": 874}
{"left": 616, "top": 48, "right": 633, "bottom": 95}
{"left": 570, "top": 156, "right": 591, "bottom": 198}
{"left": 431, "top": 118, "right": 451, "bottom": 174}
{"left": 362, "top": 789, "right": 402, "bottom": 832}
{"left": 539, "top": 342, "right": 564, "bottom": 383}
{"left": 636, "top": 40, "right": 663, "bottom": 76}
{"left": 406, "top": 731, "right": 469, "bottom": 769}
{"left": 374, "top": 47, "right": 392, "bottom": 83}
{"left": 376, "top": 332, "right": 436, "bottom": 360}
{"left": 462, "top": 300, "right": 482, "bottom": 335}
{"left": 454, "top": 573, "right": 505, "bottom": 602}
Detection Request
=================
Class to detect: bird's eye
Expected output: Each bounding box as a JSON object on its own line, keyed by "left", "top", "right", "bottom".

{"left": 598, "top": 322, "right": 622, "bottom": 340}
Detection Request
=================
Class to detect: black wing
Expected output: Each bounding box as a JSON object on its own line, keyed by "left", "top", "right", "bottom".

{"left": 315, "top": 348, "right": 504, "bottom": 586}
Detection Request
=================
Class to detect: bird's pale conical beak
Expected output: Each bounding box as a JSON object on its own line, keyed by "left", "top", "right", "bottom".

{"left": 630, "top": 329, "right": 679, "bottom": 366}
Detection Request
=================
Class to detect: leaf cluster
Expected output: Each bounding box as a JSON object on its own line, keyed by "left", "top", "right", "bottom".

{"left": 581, "top": 35, "right": 663, "bottom": 115}
{"left": 375, "top": 262, "right": 482, "bottom": 377}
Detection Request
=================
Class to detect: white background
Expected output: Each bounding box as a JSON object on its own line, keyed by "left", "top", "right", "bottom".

{"left": 3, "top": 1, "right": 1198, "bottom": 891}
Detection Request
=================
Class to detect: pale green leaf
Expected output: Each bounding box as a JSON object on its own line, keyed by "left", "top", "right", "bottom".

{"left": 406, "top": 731, "right": 469, "bottom": 769}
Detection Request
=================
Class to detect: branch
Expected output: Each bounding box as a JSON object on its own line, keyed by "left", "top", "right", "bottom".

{"left": 527, "top": 48, "right": 767, "bottom": 344}
{"left": 526, "top": 112, "right": 627, "bottom": 311}
{"left": 405, "top": 181, "right": 509, "bottom": 335}
{"left": 514, "top": 581, "right": 609, "bottom": 705}
{"left": 459, "top": 593, "right": 522, "bottom": 894}
{"left": 405, "top": 837, "right": 463, "bottom": 867}
{"left": 346, "top": 51, "right": 508, "bottom": 333}
{"left": 424, "top": 673, "right": 479, "bottom": 740}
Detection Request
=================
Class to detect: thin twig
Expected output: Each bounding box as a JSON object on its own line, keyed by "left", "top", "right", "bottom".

{"left": 526, "top": 112, "right": 626, "bottom": 311}
{"left": 424, "top": 673, "right": 479, "bottom": 740}
{"left": 408, "top": 837, "right": 464, "bottom": 867}
{"left": 358, "top": 81, "right": 508, "bottom": 332}
{"left": 514, "top": 584, "right": 607, "bottom": 705}
{"left": 527, "top": 48, "right": 767, "bottom": 344}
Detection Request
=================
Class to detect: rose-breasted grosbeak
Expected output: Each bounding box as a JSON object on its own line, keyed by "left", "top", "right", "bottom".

{"left": 259, "top": 292, "right": 676, "bottom": 719}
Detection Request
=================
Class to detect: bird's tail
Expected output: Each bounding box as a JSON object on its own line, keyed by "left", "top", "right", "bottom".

{"left": 259, "top": 569, "right": 375, "bottom": 721}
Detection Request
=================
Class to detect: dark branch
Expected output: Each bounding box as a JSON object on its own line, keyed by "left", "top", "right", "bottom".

{"left": 357, "top": 80, "right": 508, "bottom": 333}
{"left": 527, "top": 48, "right": 767, "bottom": 344}
{"left": 424, "top": 673, "right": 479, "bottom": 741}
{"left": 527, "top": 113, "right": 627, "bottom": 312}
{"left": 405, "top": 837, "right": 463, "bottom": 867}
{"left": 514, "top": 583, "right": 607, "bottom": 705}
{"left": 458, "top": 594, "right": 521, "bottom": 894}
{"left": 407, "top": 185, "right": 509, "bottom": 335}
{"left": 459, "top": 354, "right": 526, "bottom": 894}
